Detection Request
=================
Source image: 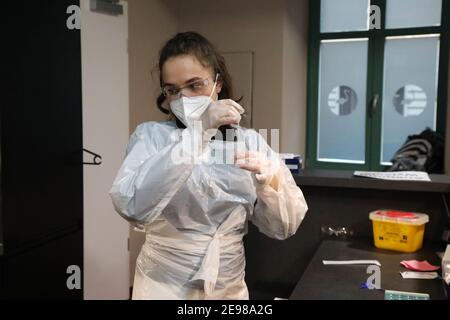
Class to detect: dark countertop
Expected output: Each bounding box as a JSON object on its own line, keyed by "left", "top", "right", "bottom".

{"left": 289, "top": 239, "right": 447, "bottom": 300}
{"left": 293, "top": 169, "right": 450, "bottom": 193}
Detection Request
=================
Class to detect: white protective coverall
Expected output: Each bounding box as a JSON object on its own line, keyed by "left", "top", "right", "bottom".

{"left": 109, "top": 120, "right": 308, "bottom": 300}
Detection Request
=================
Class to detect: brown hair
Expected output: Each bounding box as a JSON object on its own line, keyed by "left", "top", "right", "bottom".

{"left": 155, "top": 32, "right": 243, "bottom": 132}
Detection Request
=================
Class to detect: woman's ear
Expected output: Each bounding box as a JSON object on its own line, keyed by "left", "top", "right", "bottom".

{"left": 216, "top": 80, "right": 223, "bottom": 94}
{"left": 161, "top": 98, "right": 170, "bottom": 112}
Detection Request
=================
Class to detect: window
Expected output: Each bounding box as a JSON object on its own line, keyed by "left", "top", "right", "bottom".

{"left": 306, "top": 0, "right": 449, "bottom": 170}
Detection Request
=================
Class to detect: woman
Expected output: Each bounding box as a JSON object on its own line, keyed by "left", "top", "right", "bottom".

{"left": 109, "top": 32, "right": 308, "bottom": 300}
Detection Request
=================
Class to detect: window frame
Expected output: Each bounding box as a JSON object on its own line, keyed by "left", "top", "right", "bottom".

{"left": 305, "top": 0, "right": 450, "bottom": 171}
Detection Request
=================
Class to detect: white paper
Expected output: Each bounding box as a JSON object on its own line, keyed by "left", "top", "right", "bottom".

{"left": 443, "top": 245, "right": 450, "bottom": 285}
{"left": 279, "top": 153, "right": 300, "bottom": 159}
{"left": 400, "top": 271, "right": 439, "bottom": 280}
{"left": 353, "top": 171, "right": 431, "bottom": 182}
{"left": 322, "top": 260, "right": 381, "bottom": 267}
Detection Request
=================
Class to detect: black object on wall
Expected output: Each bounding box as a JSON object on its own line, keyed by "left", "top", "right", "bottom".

{"left": 1, "top": 1, "right": 83, "bottom": 299}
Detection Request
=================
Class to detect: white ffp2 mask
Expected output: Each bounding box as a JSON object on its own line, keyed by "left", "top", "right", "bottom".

{"left": 170, "top": 95, "right": 212, "bottom": 128}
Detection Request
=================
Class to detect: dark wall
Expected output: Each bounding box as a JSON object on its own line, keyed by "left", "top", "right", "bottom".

{"left": 1, "top": 1, "right": 83, "bottom": 299}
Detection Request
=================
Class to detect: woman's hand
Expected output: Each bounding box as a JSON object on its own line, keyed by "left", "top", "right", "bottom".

{"left": 234, "top": 151, "right": 280, "bottom": 191}
{"left": 201, "top": 99, "right": 244, "bottom": 131}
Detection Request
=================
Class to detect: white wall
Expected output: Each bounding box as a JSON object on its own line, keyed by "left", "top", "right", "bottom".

{"left": 175, "top": 0, "right": 309, "bottom": 155}
{"left": 128, "top": 0, "right": 178, "bottom": 131}
{"left": 81, "top": 0, "right": 130, "bottom": 299}
{"left": 282, "top": 0, "right": 309, "bottom": 155}
{"left": 177, "top": 0, "right": 285, "bottom": 133}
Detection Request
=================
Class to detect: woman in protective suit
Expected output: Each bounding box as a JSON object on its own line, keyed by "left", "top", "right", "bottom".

{"left": 109, "top": 32, "right": 308, "bottom": 300}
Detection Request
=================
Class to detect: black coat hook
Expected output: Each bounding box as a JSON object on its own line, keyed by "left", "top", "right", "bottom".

{"left": 83, "top": 148, "right": 102, "bottom": 166}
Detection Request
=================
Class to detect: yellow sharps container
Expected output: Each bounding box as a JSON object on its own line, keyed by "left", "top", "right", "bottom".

{"left": 369, "top": 210, "right": 429, "bottom": 253}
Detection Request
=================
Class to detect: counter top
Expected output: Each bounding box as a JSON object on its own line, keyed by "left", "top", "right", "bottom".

{"left": 289, "top": 239, "right": 446, "bottom": 300}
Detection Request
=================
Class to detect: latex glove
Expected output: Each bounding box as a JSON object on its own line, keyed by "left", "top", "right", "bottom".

{"left": 201, "top": 99, "right": 244, "bottom": 134}
{"left": 235, "top": 151, "right": 281, "bottom": 189}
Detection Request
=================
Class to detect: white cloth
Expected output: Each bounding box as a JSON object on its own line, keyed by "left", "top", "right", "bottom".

{"left": 109, "top": 121, "right": 308, "bottom": 300}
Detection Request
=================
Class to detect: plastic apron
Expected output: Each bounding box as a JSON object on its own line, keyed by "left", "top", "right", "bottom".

{"left": 109, "top": 121, "right": 308, "bottom": 300}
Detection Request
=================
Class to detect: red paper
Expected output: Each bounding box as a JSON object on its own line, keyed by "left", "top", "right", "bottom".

{"left": 400, "top": 260, "right": 440, "bottom": 272}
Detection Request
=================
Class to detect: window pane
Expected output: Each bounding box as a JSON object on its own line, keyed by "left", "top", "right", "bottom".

{"left": 317, "top": 39, "right": 368, "bottom": 163}
{"left": 381, "top": 35, "right": 440, "bottom": 164}
{"left": 386, "top": 0, "right": 442, "bottom": 29}
{"left": 321, "top": 0, "right": 370, "bottom": 33}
